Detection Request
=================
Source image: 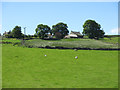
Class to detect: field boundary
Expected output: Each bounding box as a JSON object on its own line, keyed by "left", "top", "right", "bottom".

{"left": 29, "top": 46, "right": 120, "bottom": 50}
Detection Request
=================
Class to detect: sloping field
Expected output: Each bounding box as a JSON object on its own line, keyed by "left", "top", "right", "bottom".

{"left": 99, "top": 37, "right": 119, "bottom": 44}
{"left": 2, "top": 44, "right": 118, "bottom": 88}
{"left": 24, "top": 38, "right": 118, "bottom": 49}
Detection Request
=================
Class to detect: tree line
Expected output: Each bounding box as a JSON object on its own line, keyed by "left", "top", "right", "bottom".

{"left": 3, "top": 19, "right": 105, "bottom": 40}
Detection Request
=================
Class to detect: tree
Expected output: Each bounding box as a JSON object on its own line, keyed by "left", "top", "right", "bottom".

{"left": 35, "top": 24, "right": 51, "bottom": 39}
{"left": 8, "top": 30, "right": 12, "bottom": 34}
{"left": 5, "top": 30, "right": 13, "bottom": 38}
{"left": 12, "top": 26, "right": 22, "bottom": 38}
{"left": 52, "top": 22, "right": 69, "bottom": 39}
{"left": 82, "top": 20, "right": 105, "bottom": 39}
{"left": 34, "top": 34, "right": 38, "bottom": 39}
{"left": 55, "top": 32, "right": 62, "bottom": 39}
{"left": 95, "top": 29, "right": 105, "bottom": 39}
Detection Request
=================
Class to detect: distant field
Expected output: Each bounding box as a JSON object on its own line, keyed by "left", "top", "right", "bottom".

{"left": 2, "top": 44, "right": 118, "bottom": 88}
{"left": 99, "top": 37, "right": 119, "bottom": 44}
{"left": 24, "top": 38, "right": 118, "bottom": 49}
{"left": 1, "top": 38, "right": 21, "bottom": 43}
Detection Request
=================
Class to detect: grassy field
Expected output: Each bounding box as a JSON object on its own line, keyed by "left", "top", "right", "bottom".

{"left": 1, "top": 38, "right": 21, "bottom": 43}
{"left": 99, "top": 37, "right": 119, "bottom": 44}
{"left": 2, "top": 43, "right": 118, "bottom": 88}
{"left": 0, "top": 41, "right": 1, "bottom": 89}
{"left": 24, "top": 38, "right": 119, "bottom": 49}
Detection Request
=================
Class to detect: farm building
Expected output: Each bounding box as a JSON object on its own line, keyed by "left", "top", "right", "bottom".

{"left": 3, "top": 31, "right": 9, "bottom": 36}
{"left": 48, "top": 34, "right": 53, "bottom": 38}
{"left": 65, "top": 31, "right": 83, "bottom": 38}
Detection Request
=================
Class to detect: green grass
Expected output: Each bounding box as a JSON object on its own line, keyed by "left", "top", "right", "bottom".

{"left": 1, "top": 38, "right": 21, "bottom": 43}
{"left": 99, "top": 37, "right": 119, "bottom": 44}
{"left": 24, "top": 38, "right": 118, "bottom": 49}
{"left": 2, "top": 44, "right": 118, "bottom": 88}
{"left": 0, "top": 43, "right": 1, "bottom": 89}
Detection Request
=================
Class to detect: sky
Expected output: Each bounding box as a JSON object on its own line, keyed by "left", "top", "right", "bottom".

{"left": 1, "top": 0, "right": 119, "bottom": 2}
{"left": 1, "top": 1, "right": 119, "bottom": 35}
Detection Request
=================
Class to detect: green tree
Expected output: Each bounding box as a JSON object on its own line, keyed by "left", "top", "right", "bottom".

{"left": 6, "top": 30, "right": 13, "bottom": 38}
{"left": 82, "top": 20, "right": 105, "bottom": 39}
{"left": 52, "top": 22, "right": 69, "bottom": 39}
{"left": 12, "top": 26, "right": 22, "bottom": 39}
{"left": 34, "top": 34, "right": 38, "bottom": 39}
{"left": 55, "top": 32, "right": 62, "bottom": 39}
{"left": 95, "top": 29, "right": 105, "bottom": 39}
{"left": 35, "top": 24, "right": 51, "bottom": 39}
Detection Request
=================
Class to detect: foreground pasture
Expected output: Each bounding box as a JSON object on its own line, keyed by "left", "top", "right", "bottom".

{"left": 2, "top": 44, "right": 118, "bottom": 88}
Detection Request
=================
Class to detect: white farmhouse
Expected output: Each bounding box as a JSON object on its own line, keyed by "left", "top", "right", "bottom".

{"left": 65, "top": 31, "right": 83, "bottom": 38}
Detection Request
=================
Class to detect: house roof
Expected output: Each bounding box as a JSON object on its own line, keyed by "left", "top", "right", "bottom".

{"left": 70, "top": 31, "right": 81, "bottom": 35}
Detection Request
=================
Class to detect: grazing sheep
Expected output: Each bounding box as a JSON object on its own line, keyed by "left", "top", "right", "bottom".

{"left": 75, "top": 56, "right": 78, "bottom": 59}
{"left": 74, "top": 49, "right": 77, "bottom": 51}
{"left": 44, "top": 55, "right": 47, "bottom": 56}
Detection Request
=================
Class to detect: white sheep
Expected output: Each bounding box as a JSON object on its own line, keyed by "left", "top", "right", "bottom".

{"left": 74, "top": 49, "right": 77, "bottom": 51}
{"left": 75, "top": 56, "right": 78, "bottom": 59}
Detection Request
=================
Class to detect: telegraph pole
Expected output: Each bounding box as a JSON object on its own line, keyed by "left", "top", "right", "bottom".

{"left": 24, "top": 27, "right": 26, "bottom": 39}
{"left": 23, "top": 27, "right": 26, "bottom": 45}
